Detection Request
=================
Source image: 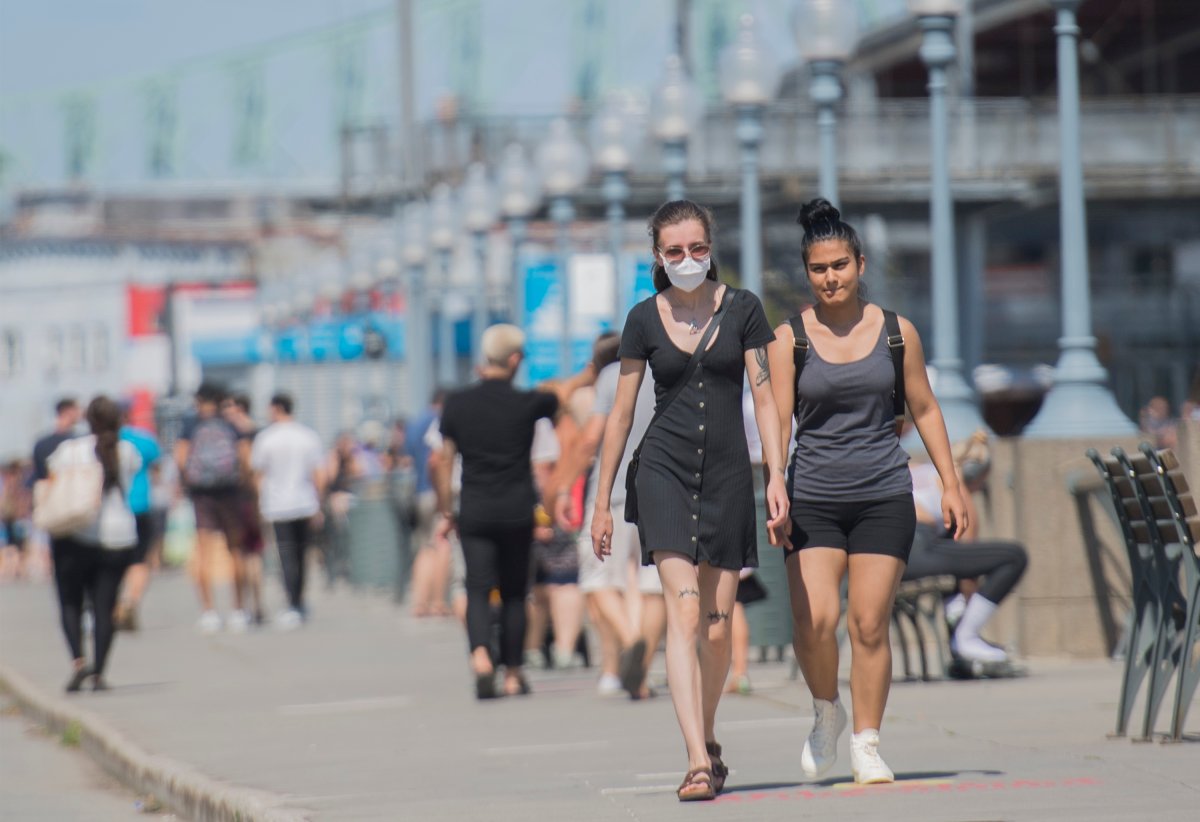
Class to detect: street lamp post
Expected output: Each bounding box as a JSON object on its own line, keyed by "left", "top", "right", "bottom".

{"left": 592, "top": 92, "right": 640, "bottom": 327}
{"left": 721, "top": 14, "right": 780, "bottom": 299}
{"left": 536, "top": 118, "right": 589, "bottom": 378}
{"left": 1023, "top": 0, "right": 1134, "bottom": 437}
{"left": 910, "top": 0, "right": 987, "bottom": 442}
{"left": 429, "top": 182, "right": 458, "bottom": 387}
{"left": 400, "top": 201, "right": 430, "bottom": 412}
{"left": 652, "top": 54, "right": 701, "bottom": 202}
{"left": 498, "top": 143, "right": 542, "bottom": 327}
{"left": 462, "top": 162, "right": 498, "bottom": 364}
{"left": 797, "top": 0, "right": 858, "bottom": 205}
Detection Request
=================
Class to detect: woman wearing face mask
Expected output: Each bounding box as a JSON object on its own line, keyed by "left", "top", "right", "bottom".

{"left": 767, "top": 198, "right": 967, "bottom": 784}
{"left": 591, "top": 200, "right": 790, "bottom": 801}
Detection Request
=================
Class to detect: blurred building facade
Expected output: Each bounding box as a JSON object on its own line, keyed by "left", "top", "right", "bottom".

{"left": 1, "top": 0, "right": 1198, "bottom": 445}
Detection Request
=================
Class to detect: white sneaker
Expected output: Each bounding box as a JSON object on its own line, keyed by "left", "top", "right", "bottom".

{"left": 801, "top": 698, "right": 847, "bottom": 778}
{"left": 274, "top": 609, "right": 303, "bottom": 631}
{"left": 596, "top": 673, "right": 623, "bottom": 696}
{"left": 226, "top": 610, "right": 250, "bottom": 634}
{"left": 951, "top": 634, "right": 1009, "bottom": 663}
{"left": 197, "top": 610, "right": 222, "bottom": 634}
{"left": 850, "top": 729, "right": 895, "bottom": 784}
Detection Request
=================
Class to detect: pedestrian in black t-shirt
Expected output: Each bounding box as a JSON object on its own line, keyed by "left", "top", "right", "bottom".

{"left": 32, "top": 398, "right": 80, "bottom": 483}
{"left": 436, "top": 324, "right": 559, "bottom": 699}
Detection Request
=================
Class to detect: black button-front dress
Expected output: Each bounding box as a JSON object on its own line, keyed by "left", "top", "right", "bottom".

{"left": 618, "top": 286, "right": 776, "bottom": 570}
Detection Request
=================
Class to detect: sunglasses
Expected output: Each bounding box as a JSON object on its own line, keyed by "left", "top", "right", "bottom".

{"left": 657, "top": 243, "right": 712, "bottom": 264}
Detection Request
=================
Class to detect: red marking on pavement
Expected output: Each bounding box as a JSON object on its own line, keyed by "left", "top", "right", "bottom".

{"left": 714, "top": 776, "right": 1101, "bottom": 805}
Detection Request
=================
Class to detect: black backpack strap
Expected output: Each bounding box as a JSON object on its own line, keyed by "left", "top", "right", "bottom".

{"left": 787, "top": 315, "right": 808, "bottom": 424}
{"left": 882, "top": 309, "right": 906, "bottom": 433}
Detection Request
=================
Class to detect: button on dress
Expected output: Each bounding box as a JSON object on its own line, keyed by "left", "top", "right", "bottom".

{"left": 618, "top": 287, "right": 775, "bottom": 570}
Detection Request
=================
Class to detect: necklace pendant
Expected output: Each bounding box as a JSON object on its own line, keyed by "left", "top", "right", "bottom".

{"left": 689, "top": 320, "right": 700, "bottom": 335}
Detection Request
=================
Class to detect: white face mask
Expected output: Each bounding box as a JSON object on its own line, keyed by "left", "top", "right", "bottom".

{"left": 660, "top": 254, "right": 711, "bottom": 292}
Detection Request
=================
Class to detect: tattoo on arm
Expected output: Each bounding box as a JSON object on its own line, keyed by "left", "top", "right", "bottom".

{"left": 707, "top": 610, "right": 731, "bottom": 623}
{"left": 753, "top": 347, "right": 771, "bottom": 386}
{"left": 678, "top": 588, "right": 700, "bottom": 599}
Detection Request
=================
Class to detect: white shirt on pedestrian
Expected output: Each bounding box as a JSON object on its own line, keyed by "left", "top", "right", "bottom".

{"left": 251, "top": 420, "right": 324, "bottom": 522}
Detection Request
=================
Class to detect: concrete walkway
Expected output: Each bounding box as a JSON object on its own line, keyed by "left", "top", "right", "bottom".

{"left": 1, "top": 571, "right": 1197, "bottom": 821}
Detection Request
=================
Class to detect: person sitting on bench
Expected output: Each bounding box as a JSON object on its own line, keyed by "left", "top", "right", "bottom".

{"left": 904, "top": 431, "right": 1027, "bottom": 664}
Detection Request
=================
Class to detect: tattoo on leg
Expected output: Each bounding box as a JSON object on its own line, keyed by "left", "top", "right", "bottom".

{"left": 707, "top": 610, "right": 731, "bottom": 623}
{"left": 753, "top": 346, "right": 771, "bottom": 386}
{"left": 678, "top": 588, "right": 700, "bottom": 599}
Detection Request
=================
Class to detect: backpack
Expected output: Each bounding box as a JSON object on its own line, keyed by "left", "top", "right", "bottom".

{"left": 789, "top": 308, "right": 906, "bottom": 437}
{"left": 184, "top": 418, "right": 241, "bottom": 490}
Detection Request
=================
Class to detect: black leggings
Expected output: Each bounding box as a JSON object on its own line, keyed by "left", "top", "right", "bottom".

{"left": 51, "top": 537, "right": 132, "bottom": 675}
{"left": 459, "top": 517, "right": 533, "bottom": 670}
{"left": 903, "top": 525, "right": 1028, "bottom": 603}
{"left": 272, "top": 519, "right": 311, "bottom": 611}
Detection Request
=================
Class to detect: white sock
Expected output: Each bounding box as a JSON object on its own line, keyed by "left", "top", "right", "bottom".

{"left": 953, "top": 596, "right": 1007, "bottom": 662}
{"left": 944, "top": 592, "right": 967, "bottom": 624}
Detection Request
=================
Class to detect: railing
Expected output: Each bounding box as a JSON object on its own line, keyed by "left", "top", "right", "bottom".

{"left": 418, "top": 96, "right": 1200, "bottom": 193}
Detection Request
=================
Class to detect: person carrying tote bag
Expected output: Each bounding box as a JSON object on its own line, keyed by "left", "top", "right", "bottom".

{"left": 42, "top": 396, "right": 142, "bottom": 693}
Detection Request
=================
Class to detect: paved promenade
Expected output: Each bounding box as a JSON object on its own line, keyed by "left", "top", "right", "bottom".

{"left": 1, "top": 570, "right": 1197, "bottom": 821}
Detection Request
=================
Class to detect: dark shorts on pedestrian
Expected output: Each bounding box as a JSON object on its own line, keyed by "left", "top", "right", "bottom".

{"left": 190, "top": 491, "right": 246, "bottom": 553}
{"left": 786, "top": 493, "right": 916, "bottom": 561}
{"left": 132, "top": 512, "right": 156, "bottom": 564}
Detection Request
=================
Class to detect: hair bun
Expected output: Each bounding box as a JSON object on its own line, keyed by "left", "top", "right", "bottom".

{"left": 796, "top": 198, "right": 841, "bottom": 233}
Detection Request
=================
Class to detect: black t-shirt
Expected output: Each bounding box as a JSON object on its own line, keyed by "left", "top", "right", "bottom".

{"left": 32, "top": 431, "right": 74, "bottom": 482}
{"left": 439, "top": 379, "right": 558, "bottom": 526}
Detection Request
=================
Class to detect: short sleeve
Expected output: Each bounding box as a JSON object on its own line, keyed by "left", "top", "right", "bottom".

{"left": 617, "top": 300, "right": 650, "bottom": 361}
{"left": 740, "top": 291, "right": 775, "bottom": 352}
{"left": 438, "top": 396, "right": 459, "bottom": 443}
{"left": 178, "top": 417, "right": 197, "bottom": 442}
{"left": 530, "top": 418, "right": 560, "bottom": 464}
{"left": 592, "top": 363, "right": 619, "bottom": 418}
{"left": 532, "top": 390, "right": 558, "bottom": 422}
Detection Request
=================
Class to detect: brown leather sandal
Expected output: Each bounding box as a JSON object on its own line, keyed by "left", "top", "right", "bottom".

{"left": 706, "top": 742, "right": 728, "bottom": 793}
{"left": 677, "top": 767, "right": 716, "bottom": 802}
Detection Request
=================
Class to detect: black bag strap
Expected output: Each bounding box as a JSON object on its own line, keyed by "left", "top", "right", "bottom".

{"left": 786, "top": 308, "right": 906, "bottom": 435}
{"left": 633, "top": 287, "right": 735, "bottom": 452}
{"left": 882, "top": 309, "right": 906, "bottom": 432}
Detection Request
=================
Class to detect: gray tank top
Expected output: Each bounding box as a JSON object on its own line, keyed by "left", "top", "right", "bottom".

{"left": 789, "top": 325, "right": 912, "bottom": 502}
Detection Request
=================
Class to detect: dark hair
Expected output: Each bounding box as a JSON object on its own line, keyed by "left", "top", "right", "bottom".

{"left": 232, "top": 393, "right": 251, "bottom": 415}
{"left": 55, "top": 398, "right": 77, "bottom": 416}
{"left": 86, "top": 396, "right": 123, "bottom": 490}
{"left": 270, "top": 392, "right": 294, "bottom": 416}
{"left": 195, "top": 382, "right": 226, "bottom": 405}
{"left": 591, "top": 331, "right": 620, "bottom": 372}
{"left": 648, "top": 200, "right": 720, "bottom": 293}
{"left": 797, "top": 198, "right": 863, "bottom": 265}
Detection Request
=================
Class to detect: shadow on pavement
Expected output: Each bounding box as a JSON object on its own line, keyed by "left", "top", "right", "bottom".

{"left": 724, "top": 770, "right": 1006, "bottom": 793}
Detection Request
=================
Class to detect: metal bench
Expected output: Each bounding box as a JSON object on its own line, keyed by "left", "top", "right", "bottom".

{"left": 1087, "top": 445, "right": 1195, "bottom": 741}
{"left": 891, "top": 574, "right": 959, "bottom": 682}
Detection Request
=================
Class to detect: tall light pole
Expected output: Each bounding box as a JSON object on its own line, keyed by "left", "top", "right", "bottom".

{"left": 462, "top": 162, "right": 497, "bottom": 364}
{"left": 498, "top": 143, "right": 542, "bottom": 327}
{"left": 429, "top": 182, "right": 458, "bottom": 387}
{"left": 536, "top": 118, "right": 589, "bottom": 378}
{"left": 721, "top": 14, "right": 780, "bottom": 299}
{"left": 400, "top": 201, "right": 430, "bottom": 412}
{"left": 652, "top": 54, "right": 701, "bottom": 202}
{"left": 910, "top": 0, "right": 987, "bottom": 442}
{"left": 1024, "top": 0, "right": 1134, "bottom": 437}
{"left": 592, "top": 91, "right": 640, "bottom": 328}
{"left": 797, "top": 0, "right": 858, "bottom": 206}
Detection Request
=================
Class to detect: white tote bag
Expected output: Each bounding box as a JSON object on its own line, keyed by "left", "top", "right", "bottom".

{"left": 33, "top": 440, "right": 104, "bottom": 537}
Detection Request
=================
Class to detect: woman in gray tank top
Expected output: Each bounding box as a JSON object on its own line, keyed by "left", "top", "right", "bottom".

{"left": 766, "top": 199, "right": 968, "bottom": 786}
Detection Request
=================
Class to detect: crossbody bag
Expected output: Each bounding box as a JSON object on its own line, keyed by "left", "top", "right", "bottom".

{"left": 624, "top": 288, "right": 735, "bottom": 524}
